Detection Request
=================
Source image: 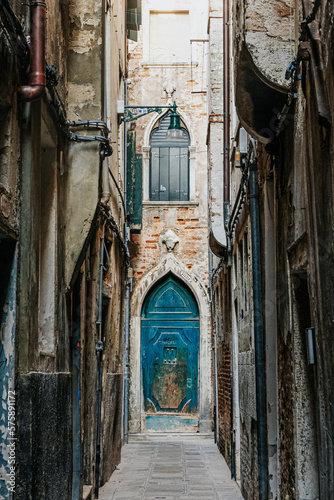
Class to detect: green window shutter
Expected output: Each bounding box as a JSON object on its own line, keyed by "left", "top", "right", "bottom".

{"left": 126, "top": 131, "right": 142, "bottom": 231}
{"left": 127, "top": 0, "right": 142, "bottom": 41}
{"left": 131, "top": 154, "right": 143, "bottom": 230}
{"left": 126, "top": 130, "right": 136, "bottom": 216}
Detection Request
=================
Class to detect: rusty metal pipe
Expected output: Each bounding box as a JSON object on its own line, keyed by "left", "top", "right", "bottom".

{"left": 18, "top": 0, "right": 46, "bottom": 101}
{"left": 249, "top": 159, "right": 269, "bottom": 499}
{"left": 223, "top": 0, "right": 230, "bottom": 222}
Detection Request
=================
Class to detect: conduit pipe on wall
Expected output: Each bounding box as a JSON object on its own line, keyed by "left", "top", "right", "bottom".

{"left": 223, "top": 0, "right": 230, "bottom": 227}
{"left": 249, "top": 158, "right": 268, "bottom": 500}
{"left": 123, "top": 280, "right": 130, "bottom": 443}
{"left": 122, "top": 77, "right": 131, "bottom": 444}
{"left": 101, "top": 3, "right": 111, "bottom": 204}
{"left": 95, "top": 235, "right": 110, "bottom": 499}
{"left": 18, "top": 0, "right": 46, "bottom": 101}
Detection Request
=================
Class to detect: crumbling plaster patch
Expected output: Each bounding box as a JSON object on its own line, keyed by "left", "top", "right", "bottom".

{"left": 67, "top": 83, "right": 97, "bottom": 117}
{"left": 235, "top": 0, "right": 295, "bottom": 86}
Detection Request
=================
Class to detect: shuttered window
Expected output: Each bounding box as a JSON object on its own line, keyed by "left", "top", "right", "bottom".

{"left": 127, "top": 130, "right": 143, "bottom": 230}
{"left": 149, "top": 113, "right": 190, "bottom": 201}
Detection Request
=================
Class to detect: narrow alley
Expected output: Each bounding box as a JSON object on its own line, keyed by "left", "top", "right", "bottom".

{"left": 1, "top": 0, "right": 334, "bottom": 499}
{"left": 99, "top": 439, "right": 243, "bottom": 500}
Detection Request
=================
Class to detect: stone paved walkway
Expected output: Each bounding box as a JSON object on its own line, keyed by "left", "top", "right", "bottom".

{"left": 98, "top": 438, "right": 243, "bottom": 500}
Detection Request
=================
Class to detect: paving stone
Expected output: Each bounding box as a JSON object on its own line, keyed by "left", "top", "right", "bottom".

{"left": 98, "top": 438, "right": 243, "bottom": 499}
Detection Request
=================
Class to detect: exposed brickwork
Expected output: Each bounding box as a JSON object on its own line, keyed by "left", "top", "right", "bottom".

{"left": 277, "top": 322, "right": 296, "bottom": 499}
{"left": 240, "top": 418, "right": 258, "bottom": 500}
{"left": 129, "top": 207, "right": 209, "bottom": 291}
{"left": 217, "top": 341, "right": 231, "bottom": 465}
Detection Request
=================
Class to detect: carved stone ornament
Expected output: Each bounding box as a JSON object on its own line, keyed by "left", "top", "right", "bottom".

{"left": 162, "top": 229, "right": 180, "bottom": 252}
{"left": 163, "top": 81, "right": 176, "bottom": 105}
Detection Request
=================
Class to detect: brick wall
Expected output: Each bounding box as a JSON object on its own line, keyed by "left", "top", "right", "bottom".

{"left": 217, "top": 341, "right": 231, "bottom": 465}
{"left": 240, "top": 417, "right": 258, "bottom": 500}
{"left": 129, "top": 207, "right": 209, "bottom": 288}
{"left": 278, "top": 331, "right": 295, "bottom": 499}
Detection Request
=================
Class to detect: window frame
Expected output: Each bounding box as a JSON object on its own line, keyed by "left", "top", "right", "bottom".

{"left": 149, "top": 113, "right": 190, "bottom": 202}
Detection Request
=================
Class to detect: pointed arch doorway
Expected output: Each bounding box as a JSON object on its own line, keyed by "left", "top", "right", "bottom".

{"left": 141, "top": 275, "right": 200, "bottom": 432}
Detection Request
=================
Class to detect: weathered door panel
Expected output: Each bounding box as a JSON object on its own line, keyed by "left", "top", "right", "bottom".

{"left": 142, "top": 325, "right": 199, "bottom": 414}
{"left": 141, "top": 277, "right": 200, "bottom": 432}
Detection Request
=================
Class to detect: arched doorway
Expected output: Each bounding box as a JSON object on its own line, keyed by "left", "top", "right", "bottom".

{"left": 141, "top": 275, "right": 200, "bottom": 432}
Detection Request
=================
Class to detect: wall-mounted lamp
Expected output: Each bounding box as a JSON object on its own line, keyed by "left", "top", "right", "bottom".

{"left": 166, "top": 102, "right": 184, "bottom": 141}
{"left": 123, "top": 102, "right": 183, "bottom": 141}
{"left": 124, "top": 102, "right": 184, "bottom": 141}
{"left": 306, "top": 327, "right": 316, "bottom": 365}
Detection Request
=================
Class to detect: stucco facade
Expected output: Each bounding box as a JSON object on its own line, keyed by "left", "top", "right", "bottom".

{"left": 126, "top": 0, "right": 212, "bottom": 435}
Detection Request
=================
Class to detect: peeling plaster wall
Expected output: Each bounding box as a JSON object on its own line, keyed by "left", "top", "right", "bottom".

{"left": 78, "top": 228, "right": 125, "bottom": 488}
{"left": 1, "top": 0, "right": 127, "bottom": 497}
{"left": 233, "top": 0, "right": 295, "bottom": 86}
{"left": 65, "top": 0, "right": 126, "bottom": 287}
{"left": 214, "top": 0, "right": 333, "bottom": 498}
{"left": 65, "top": 0, "right": 103, "bottom": 286}
{"left": 208, "top": 0, "right": 226, "bottom": 250}
{"left": 127, "top": 0, "right": 210, "bottom": 294}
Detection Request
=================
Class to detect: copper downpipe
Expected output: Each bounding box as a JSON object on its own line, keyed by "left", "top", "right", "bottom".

{"left": 223, "top": 0, "right": 230, "bottom": 221}
{"left": 18, "top": 0, "right": 46, "bottom": 101}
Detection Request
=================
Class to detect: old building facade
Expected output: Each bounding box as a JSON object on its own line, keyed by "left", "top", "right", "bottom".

{"left": 0, "top": 0, "right": 133, "bottom": 498}
{"left": 126, "top": 0, "right": 212, "bottom": 436}
{"left": 1, "top": 0, "right": 334, "bottom": 498}
{"left": 210, "top": 0, "right": 334, "bottom": 499}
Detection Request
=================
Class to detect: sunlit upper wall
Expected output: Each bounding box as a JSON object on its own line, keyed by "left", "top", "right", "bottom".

{"left": 149, "top": 11, "right": 190, "bottom": 62}
{"left": 234, "top": 0, "right": 295, "bottom": 86}
{"left": 142, "top": 0, "right": 208, "bottom": 64}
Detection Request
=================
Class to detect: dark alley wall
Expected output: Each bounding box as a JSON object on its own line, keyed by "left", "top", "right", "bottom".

{"left": 0, "top": 0, "right": 127, "bottom": 498}
{"left": 211, "top": 0, "right": 334, "bottom": 498}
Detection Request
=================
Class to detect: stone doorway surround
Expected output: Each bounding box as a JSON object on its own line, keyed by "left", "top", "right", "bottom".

{"left": 128, "top": 254, "right": 212, "bottom": 434}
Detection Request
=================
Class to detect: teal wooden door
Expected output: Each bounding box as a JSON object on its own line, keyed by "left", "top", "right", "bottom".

{"left": 141, "top": 276, "right": 199, "bottom": 431}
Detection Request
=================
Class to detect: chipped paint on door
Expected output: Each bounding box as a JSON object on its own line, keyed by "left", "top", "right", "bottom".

{"left": 0, "top": 243, "right": 17, "bottom": 497}
{"left": 141, "top": 275, "right": 199, "bottom": 432}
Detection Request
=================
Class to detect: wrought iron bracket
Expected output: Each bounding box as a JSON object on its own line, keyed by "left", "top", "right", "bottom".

{"left": 123, "top": 105, "right": 174, "bottom": 123}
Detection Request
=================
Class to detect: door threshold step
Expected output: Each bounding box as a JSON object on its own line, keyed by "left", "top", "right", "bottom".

{"left": 128, "top": 432, "right": 214, "bottom": 441}
{"left": 83, "top": 485, "right": 93, "bottom": 500}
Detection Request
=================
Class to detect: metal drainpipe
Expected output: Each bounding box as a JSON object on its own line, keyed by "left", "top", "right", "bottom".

{"left": 223, "top": 0, "right": 230, "bottom": 228}
{"left": 230, "top": 336, "right": 235, "bottom": 479}
{"left": 95, "top": 236, "right": 105, "bottom": 498}
{"left": 249, "top": 158, "right": 268, "bottom": 500}
{"left": 124, "top": 78, "right": 128, "bottom": 212}
{"left": 122, "top": 75, "right": 132, "bottom": 444}
{"left": 213, "top": 331, "right": 219, "bottom": 446}
{"left": 18, "top": 0, "right": 46, "bottom": 101}
{"left": 209, "top": 250, "right": 218, "bottom": 444}
{"left": 101, "top": 2, "right": 111, "bottom": 204}
{"left": 123, "top": 279, "right": 130, "bottom": 443}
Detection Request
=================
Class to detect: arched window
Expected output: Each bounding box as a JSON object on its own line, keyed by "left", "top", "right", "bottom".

{"left": 149, "top": 112, "right": 190, "bottom": 201}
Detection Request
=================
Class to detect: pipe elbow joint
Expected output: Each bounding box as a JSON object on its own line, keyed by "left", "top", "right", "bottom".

{"left": 18, "top": 85, "right": 45, "bottom": 102}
